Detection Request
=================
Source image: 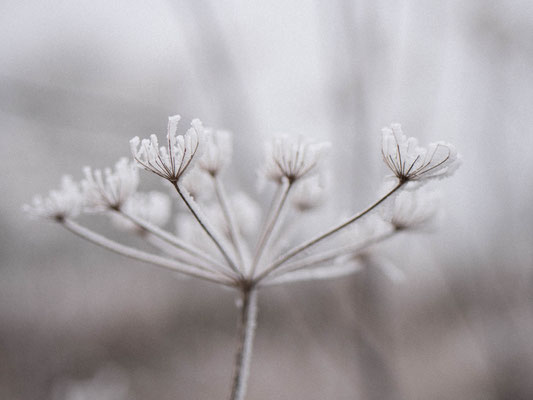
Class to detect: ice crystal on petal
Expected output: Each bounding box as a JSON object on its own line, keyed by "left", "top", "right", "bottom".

{"left": 381, "top": 124, "right": 460, "bottom": 183}
{"left": 384, "top": 190, "right": 441, "bottom": 231}
{"left": 23, "top": 175, "right": 81, "bottom": 220}
{"left": 263, "top": 135, "right": 330, "bottom": 183}
{"left": 81, "top": 158, "right": 139, "bottom": 211}
{"left": 130, "top": 116, "right": 203, "bottom": 182}
{"left": 111, "top": 191, "right": 171, "bottom": 232}
{"left": 198, "top": 129, "right": 232, "bottom": 176}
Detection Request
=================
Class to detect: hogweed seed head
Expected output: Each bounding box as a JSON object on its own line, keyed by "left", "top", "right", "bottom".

{"left": 81, "top": 158, "right": 139, "bottom": 211}
{"left": 291, "top": 175, "right": 326, "bottom": 212}
{"left": 381, "top": 124, "right": 460, "bottom": 184}
{"left": 130, "top": 116, "right": 203, "bottom": 182}
{"left": 23, "top": 175, "right": 82, "bottom": 220}
{"left": 384, "top": 189, "right": 441, "bottom": 231}
{"left": 263, "top": 135, "right": 330, "bottom": 184}
{"left": 198, "top": 128, "right": 233, "bottom": 176}
{"left": 111, "top": 191, "right": 171, "bottom": 233}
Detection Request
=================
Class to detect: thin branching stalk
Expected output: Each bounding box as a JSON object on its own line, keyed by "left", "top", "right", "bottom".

{"left": 116, "top": 208, "right": 233, "bottom": 276}
{"left": 173, "top": 182, "right": 242, "bottom": 277}
{"left": 255, "top": 180, "right": 405, "bottom": 282}
{"left": 269, "top": 228, "right": 398, "bottom": 279}
{"left": 213, "top": 176, "right": 247, "bottom": 269}
{"left": 250, "top": 179, "right": 293, "bottom": 276}
{"left": 61, "top": 219, "right": 234, "bottom": 286}
{"left": 229, "top": 287, "right": 258, "bottom": 400}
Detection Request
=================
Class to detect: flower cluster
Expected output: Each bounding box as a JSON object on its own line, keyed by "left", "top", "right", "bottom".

{"left": 25, "top": 115, "right": 461, "bottom": 400}
{"left": 381, "top": 123, "right": 460, "bottom": 184}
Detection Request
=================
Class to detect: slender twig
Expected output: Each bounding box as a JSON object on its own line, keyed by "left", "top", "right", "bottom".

{"left": 250, "top": 179, "right": 293, "bottom": 276}
{"left": 229, "top": 287, "right": 258, "bottom": 400}
{"left": 116, "top": 208, "right": 233, "bottom": 276}
{"left": 255, "top": 180, "right": 404, "bottom": 282}
{"left": 61, "top": 219, "right": 235, "bottom": 287}
{"left": 213, "top": 176, "right": 247, "bottom": 269}
{"left": 173, "top": 182, "right": 242, "bottom": 276}
{"left": 269, "top": 228, "right": 397, "bottom": 279}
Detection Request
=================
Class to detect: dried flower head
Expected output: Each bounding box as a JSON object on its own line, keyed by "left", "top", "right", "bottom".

{"left": 81, "top": 158, "right": 139, "bottom": 211}
{"left": 381, "top": 124, "right": 460, "bottom": 183}
{"left": 111, "top": 191, "right": 171, "bottom": 232}
{"left": 23, "top": 175, "right": 81, "bottom": 220}
{"left": 130, "top": 115, "right": 203, "bottom": 182}
{"left": 384, "top": 189, "right": 441, "bottom": 231}
{"left": 291, "top": 176, "right": 326, "bottom": 212}
{"left": 263, "top": 135, "right": 330, "bottom": 183}
{"left": 198, "top": 129, "right": 232, "bottom": 176}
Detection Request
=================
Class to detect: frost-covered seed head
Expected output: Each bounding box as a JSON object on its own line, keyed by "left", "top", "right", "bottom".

{"left": 198, "top": 129, "right": 232, "bottom": 176}
{"left": 23, "top": 175, "right": 82, "bottom": 220}
{"left": 385, "top": 190, "right": 441, "bottom": 231}
{"left": 81, "top": 158, "right": 139, "bottom": 211}
{"left": 263, "top": 135, "right": 330, "bottom": 183}
{"left": 381, "top": 124, "right": 460, "bottom": 183}
{"left": 292, "top": 176, "right": 326, "bottom": 212}
{"left": 111, "top": 191, "right": 171, "bottom": 232}
{"left": 130, "top": 116, "right": 203, "bottom": 182}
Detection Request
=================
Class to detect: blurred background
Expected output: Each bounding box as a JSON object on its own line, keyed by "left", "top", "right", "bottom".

{"left": 1, "top": 0, "right": 533, "bottom": 399}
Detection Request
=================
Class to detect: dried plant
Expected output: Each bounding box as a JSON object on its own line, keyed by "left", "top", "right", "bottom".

{"left": 25, "top": 116, "right": 460, "bottom": 400}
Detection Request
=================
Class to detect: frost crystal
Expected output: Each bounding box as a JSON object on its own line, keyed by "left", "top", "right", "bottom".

{"left": 263, "top": 135, "right": 330, "bottom": 183}
{"left": 198, "top": 129, "right": 232, "bottom": 176}
{"left": 23, "top": 175, "right": 82, "bottom": 220}
{"left": 381, "top": 124, "right": 460, "bottom": 183}
{"left": 130, "top": 115, "right": 203, "bottom": 182}
{"left": 82, "top": 158, "right": 139, "bottom": 211}
{"left": 111, "top": 191, "right": 171, "bottom": 232}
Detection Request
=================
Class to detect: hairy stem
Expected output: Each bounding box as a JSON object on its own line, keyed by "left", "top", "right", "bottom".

{"left": 61, "top": 219, "right": 234, "bottom": 287}
{"left": 173, "top": 182, "right": 242, "bottom": 276}
{"left": 250, "top": 180, "right": 293, "bottom": 276}
{"left": 256, "top": 180, "right": 404, "bottom": 282}
{"left": 229, "top": 287, "right": 258, "bottom": 400}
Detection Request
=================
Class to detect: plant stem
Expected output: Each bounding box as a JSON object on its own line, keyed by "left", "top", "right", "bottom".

{"left": 214, "top": 176, "right": 246, "bottom": 269}
{"left": 61, "top": 219, "right": 233, "bottom": 287}
{"left": 256, "top": 180, "right": 404, "bottom": 282}
{"left": 229, "top": 287, "right": 258, "bottom": 400}
{"left": 173, "top": 182, "right": 242, "bottom": 276}
{"left": 118, "top": 208, "right": 232, "bottom": 275}
{"left": 250, "top": 180, "right": 292, "bottom": 276}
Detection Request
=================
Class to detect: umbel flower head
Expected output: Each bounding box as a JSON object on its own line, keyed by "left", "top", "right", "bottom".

{"left": 130, "top": 115, "right": 203, "bottom": 182}
{"left": 198, "top": 128, "right": 233, "bottom": 176}
{"left": 111, "top": 191, "right": 171, "bottom": 233}
{"left": 263, "top": 135, "right": 330, "bottom": 183}
{"left": 81, "top": 157, "right": 139, "bottom": 211}
{"left": 383, "top": 190, "right": 441, "bottom": 231}
{"left": 23, "top": 175, "right": 82, "bottom": 220}
{"left": 381, "top": 124, "right": 460, "bottom": 184}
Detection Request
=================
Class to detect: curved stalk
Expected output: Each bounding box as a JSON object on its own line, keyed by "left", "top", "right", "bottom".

{"left": 250, "top": 180, "right": 293, "bottom": 276}
{"left": 229, "top": 288, "right": 258, "bottom": 400}
{"left": 173, "top": 182, "right": 242, "bottom": 276}
{"left": 255, "top": 180, "right": 404, "bottom": 282}
{"left": 61, "top": 219, "right": 234, "bottom": 287}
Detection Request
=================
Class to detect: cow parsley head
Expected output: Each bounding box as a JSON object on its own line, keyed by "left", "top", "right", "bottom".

{"left": 263, "top": 135, "right": 330, "bottom": 184}
{"left": 130, "top": 115, "right": 203, "bottom": 182}
{"left": 381, "top": 124, "right": 460, "bottom": 184}
{"left": 383, "top": 190, "right": 441, "bottom": 231}
{"left": 81, "top": 158, "right": 139, "bottom": 211}
{"left": 23, "top": 175, "right": 82, "bottom": 220}
{"left": 111, "top": 191, "right": 171, "bottom": 233}
{"left": 198, "top": 129, "right": 233, "bottom": 176}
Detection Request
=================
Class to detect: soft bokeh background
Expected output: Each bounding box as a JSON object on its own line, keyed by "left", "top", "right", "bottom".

{"left": 2, "top": 0, "right": 533, "bottom": 399}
